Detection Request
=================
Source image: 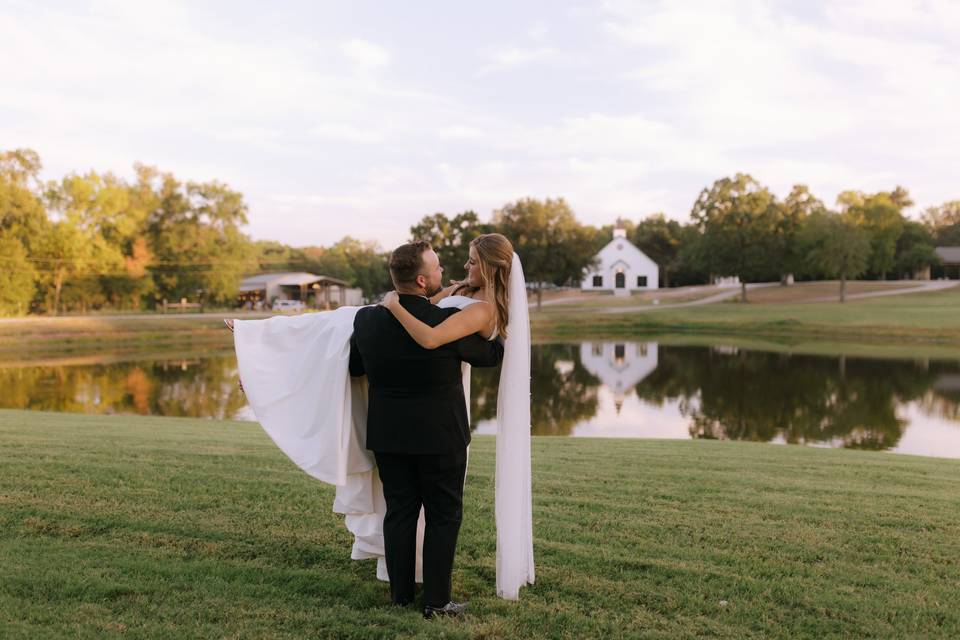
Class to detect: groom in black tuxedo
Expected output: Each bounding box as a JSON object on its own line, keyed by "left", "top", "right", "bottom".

{"left": 348, "top": 241, "right": 503, "bottom": 618}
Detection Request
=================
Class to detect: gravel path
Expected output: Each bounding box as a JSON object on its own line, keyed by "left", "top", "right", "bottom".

{"left": 598, "top": 283, "right": 779, "bottom": 314}
{"left": 804, "top": 280, "right": 957, "bottom": 302}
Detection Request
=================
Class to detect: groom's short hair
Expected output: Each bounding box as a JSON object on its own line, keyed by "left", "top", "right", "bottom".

{"left": 389, "top": 240, "right": 432, "bottom": 287}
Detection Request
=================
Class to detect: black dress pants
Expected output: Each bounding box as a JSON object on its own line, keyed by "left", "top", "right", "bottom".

{"left": 374, "top": 448, "right": 468, "bottom": 607}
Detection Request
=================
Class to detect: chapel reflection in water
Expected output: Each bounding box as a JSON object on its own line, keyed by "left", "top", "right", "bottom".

{"left": 3, "top": 342, "right": 959, "bottom": 454}
{"left": 578, "top": 342, "right": 657, "bottom": 414}
{"left": 468, "top": 342, "right": 960, "bottom": 451}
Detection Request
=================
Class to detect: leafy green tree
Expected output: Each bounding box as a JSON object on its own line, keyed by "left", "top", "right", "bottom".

{"left": 303, "top": 237, "right": 390, "bottom": 300}
{"left": 935, "top": 224, "right": 960, "bottom": 247}
{"left": 670, "top": 224, "right": 712, "bottom": 287}
{"left": 778, "top": 185, "right": 825, "bottom": 283}
{"left": 923, "top": 201, "right": 960, "bottom": 247}
{"left": 894, "top": 221, "right": 939, "bottom": 278}
{"left": 46, "top": 171, "right": 135, "bottom": 310}
{"left": 492, "top": 197, "right": 597, "bottom": 307}
{"left": 109, "top": 235, "right": 154, "bottom": 309}
{"left": 799, "top": 212, "right": 871, "bottom": 302}
{"left": 631, "top": 214, "right": 684, "bottom": 287}
{"left": 922, "top": 200, "right": 960, "bottom": 229}
{"left": 838, "top": 189, "right": 908, "bottom": 279}
{"left": 254, "top": 240, "right": 307, "bottom": 272}
{"left": 0, "top": 149, "right": 48, "bottom": 253}
{"left": 51, "top": 171, "right": 139, "bottom": 245}
{"left": 34, "top": 220, "right": 117, "bottom": 314}
{"left": 96, "top": 164, "right": 163, "bottom": 309}
{"left": 0, "top": 232, "right": 36, "bottom": 315}
{"left": 145, "top": 173, "right": 256, "bottom": 305}
{"left": 409, "top": 210, "right": 489, "bottom": 279}
{"left": 689, "top": 173, "right": 780, "bottom": 302}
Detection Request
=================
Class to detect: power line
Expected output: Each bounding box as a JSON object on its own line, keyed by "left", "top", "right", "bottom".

{"left": 0, "top": 257, "right": 328, "bottom": 267}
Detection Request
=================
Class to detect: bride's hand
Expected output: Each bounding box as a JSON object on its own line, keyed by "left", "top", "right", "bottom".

{"left": 380, "top": 291, "right": 400, "bottom": 309}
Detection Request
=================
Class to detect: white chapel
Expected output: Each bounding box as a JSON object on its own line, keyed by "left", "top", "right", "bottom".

{"left": 581, "top": 222, "right": 659, "bottom": 295}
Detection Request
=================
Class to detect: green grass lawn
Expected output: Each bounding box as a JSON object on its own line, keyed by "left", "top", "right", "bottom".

{"left": 0, "top": 315, "right": 236, "bottom": 357}
{"left": 534, "top": 285, "right": 960, "bottom": 343}
{"left": 3, "top": 284, "right": 959, "bottom": 356}
{"left": 2, "top": 411, "right": 959, "bottom": 639}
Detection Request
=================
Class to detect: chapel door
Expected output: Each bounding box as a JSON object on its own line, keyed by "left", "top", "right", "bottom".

{"left": 615, "top": 272, "right": 625, "bottom": 288}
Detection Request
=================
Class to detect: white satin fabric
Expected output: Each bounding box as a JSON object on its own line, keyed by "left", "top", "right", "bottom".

{"left": 232, "top": 307, "right": 393, "bottom": 579}
{"left": 232, "top": 269, "right": 533, "bottom": 599}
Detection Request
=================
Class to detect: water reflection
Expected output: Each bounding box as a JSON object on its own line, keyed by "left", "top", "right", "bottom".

{"left": 2, "top": 342, "right": 959, "bottom": 458}
{"left": 0, "top": 353, "right": 246, "bottom": 419}
{"left": 472, "top": 342, "right": 960, "bottom": 458}
{"left": 579, "top": 342, "right": 657, "bottom": 414}
{"left": 469, "top": 344, "right": 601, "bottom": 435}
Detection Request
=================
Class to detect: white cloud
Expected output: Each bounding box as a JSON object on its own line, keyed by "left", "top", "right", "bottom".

{"left": 2, "top": 0, "right": 958, "bottom": 248}
{"left": 479, "top": 45, "right": 560, "bottom": 74}
{"left": 601, "top": 0, "right": 960, "bottom": 215}
{"left": 309, "top": 123, "right": 384, "bottom": 144}
{"left": 437, "top": 125, "right": 485, "bottom": 140}
{"left": 527, "top": 23, "right": 549, "bottom": 40}
{"left": 339, "top": 38, "right": 391, "bottom": 71}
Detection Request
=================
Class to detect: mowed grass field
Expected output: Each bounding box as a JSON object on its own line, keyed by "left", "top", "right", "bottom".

{"left": 0, "top": 313, "right": 275, "bottom": 358}
{"left": 541, "top": 280, "right": 919, "bottom": 310}
{"left": 2, "top": 410, "right": 959, "bottom": 639}
{"left": 533, "top": 283, "right": 960, "bottom": 342}
{"left": 2, "top": 282, "right": 958, "bottom": 356}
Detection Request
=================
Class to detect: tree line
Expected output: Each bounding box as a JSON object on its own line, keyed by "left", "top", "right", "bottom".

{"left": 410, "top": 177, "right": 959, "bottom": 304}
{"left": 0, "top": 149, "right": 391, "bottom": 315}
{"left": 2, "top": 148, "right": 958, "bottom": 315}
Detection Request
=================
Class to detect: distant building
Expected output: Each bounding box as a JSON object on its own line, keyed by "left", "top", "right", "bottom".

{"left": 712, "top": 276, "right": 741, "bottom": 287}
{"left": 935, "top": 247, "right": 960, "bottom": 279}
{"left": 238, "top": 272, "right": 363, "bottom": 309}
{"left": 581, "top": 222, "right": 659, "bottom": 296}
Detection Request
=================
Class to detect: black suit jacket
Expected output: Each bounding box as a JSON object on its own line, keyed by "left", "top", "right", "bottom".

{"left": 349, "top": 294, "right": 503, "bottom": 455}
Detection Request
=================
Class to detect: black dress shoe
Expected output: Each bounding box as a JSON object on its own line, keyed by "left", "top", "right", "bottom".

{"left": 423, "top": 601, "right": 467, "bottom": 619}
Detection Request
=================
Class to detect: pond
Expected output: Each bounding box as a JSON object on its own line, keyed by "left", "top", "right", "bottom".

{"left": 3, "top": 342, "right": 959, "bottom": 459}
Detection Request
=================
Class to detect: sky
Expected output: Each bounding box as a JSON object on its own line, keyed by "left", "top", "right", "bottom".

{"left": 3, "top": 0, "right": 959, "bottom": 249}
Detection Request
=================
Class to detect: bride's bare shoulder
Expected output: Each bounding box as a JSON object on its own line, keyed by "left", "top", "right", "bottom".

{"left": 462, "top": 299, "right": 492, "bottom": 318}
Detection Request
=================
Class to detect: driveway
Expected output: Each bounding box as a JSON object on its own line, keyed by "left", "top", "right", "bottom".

{"left": 805, "top": 280, "right": 957, "bottom": 302}
{"left": 599, "top": 283, "right": 779, "bottom": 314}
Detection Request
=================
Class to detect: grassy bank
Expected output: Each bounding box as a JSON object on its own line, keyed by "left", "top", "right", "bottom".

{"left": 0, "top": 314, "right": 266, "bottom": 357}
{"left": 2, "top": 411, "right": 958, "bottom": 639}
{"left": 533, "top": 285, "right": 960, "bottom": 343}
{"left": 3, "top": 285, "right": 958, "bottom": 356}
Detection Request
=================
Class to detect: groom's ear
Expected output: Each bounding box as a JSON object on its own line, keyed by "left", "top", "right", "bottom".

{"left": 414, "top": 273, "right": 427, "bottom": 291}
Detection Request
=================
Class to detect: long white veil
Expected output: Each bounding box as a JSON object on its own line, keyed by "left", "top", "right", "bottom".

{"left": 495, "top": 252, "right": 535, "bottom": 599}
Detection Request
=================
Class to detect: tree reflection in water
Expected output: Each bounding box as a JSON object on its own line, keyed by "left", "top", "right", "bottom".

{"left": 0, "top": 354, "right": 247, "bottom": 419}
{"left": 469, "top": 344, "right": 601, "bottom": 436}
{"left": 636, "top": 345, "right": 958, "bottom": 450}
{"left": 472, "top": 342, "right": 959, "bottom": 451}
{"left": 2, "top": 344, "right": 958, "bottom": 453}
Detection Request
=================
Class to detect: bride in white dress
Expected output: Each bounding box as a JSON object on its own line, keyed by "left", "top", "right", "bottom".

{"left": 231, "top": 233, "right": 534, "bottom": 600}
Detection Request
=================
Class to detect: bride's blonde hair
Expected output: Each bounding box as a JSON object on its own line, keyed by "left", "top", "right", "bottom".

{"left": 470, "top": 233, "right": 513, "bottom": 339}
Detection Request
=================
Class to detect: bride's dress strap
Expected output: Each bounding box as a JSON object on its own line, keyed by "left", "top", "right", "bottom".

{"left": 435, "top": 294, "right": 482, "bottom": 309}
